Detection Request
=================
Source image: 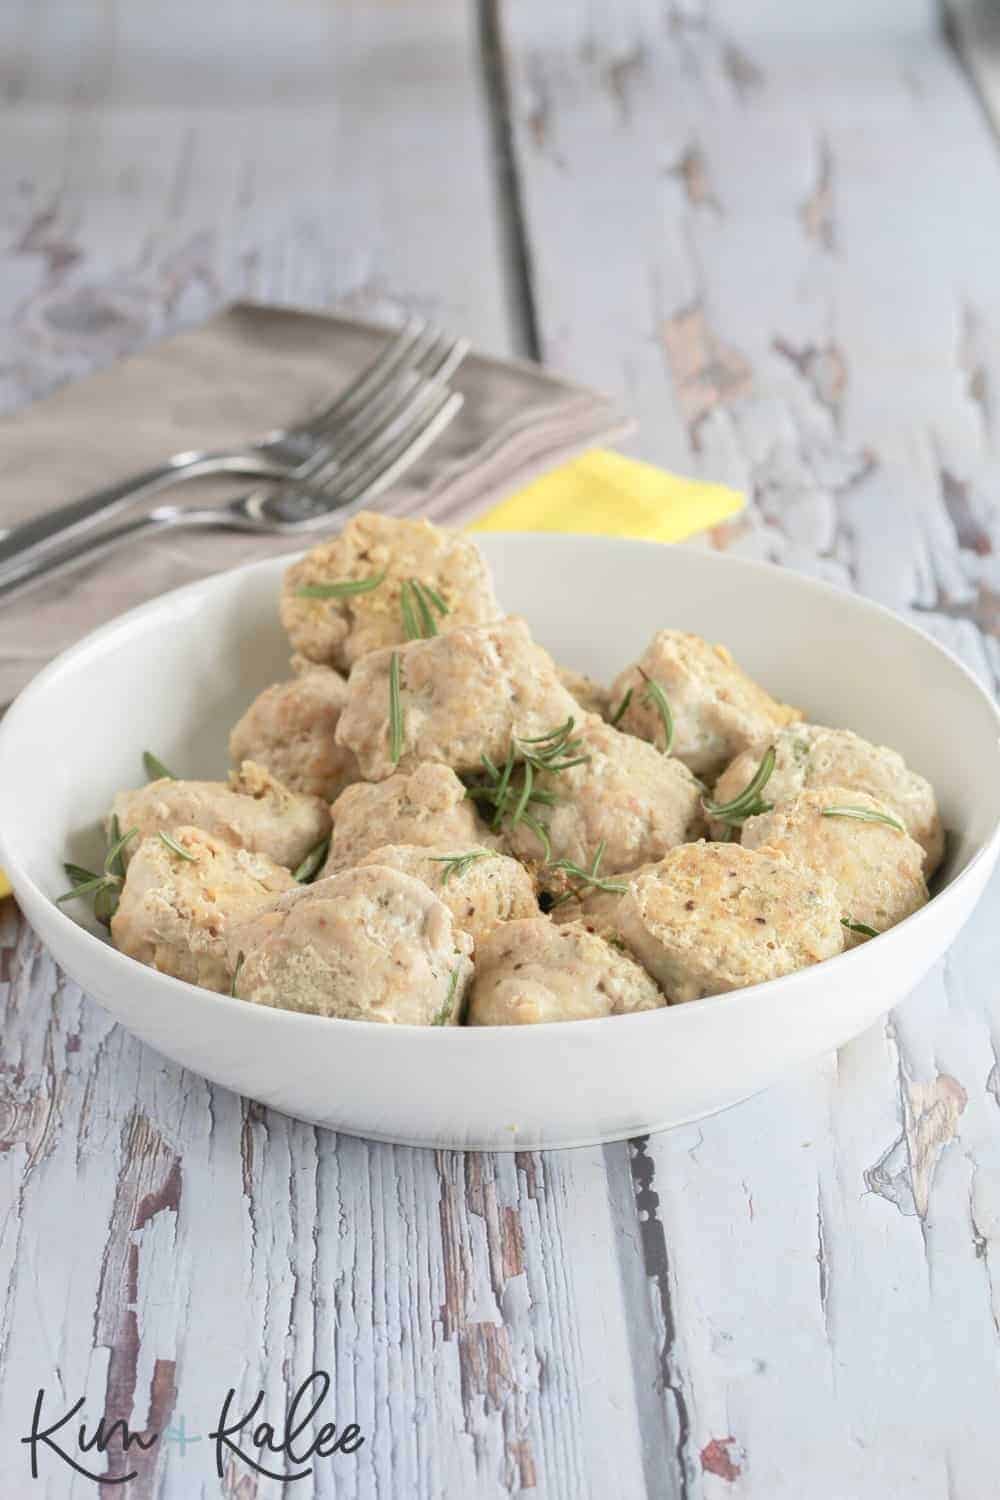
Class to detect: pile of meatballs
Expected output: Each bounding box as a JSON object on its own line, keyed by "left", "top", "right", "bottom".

{"left": 97, "top": 512, "right": 943, "bottom": 1027}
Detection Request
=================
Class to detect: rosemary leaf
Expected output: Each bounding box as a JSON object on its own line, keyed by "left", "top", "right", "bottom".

{"left": 64, "top": 862, "right": 100, "bottom": 887}
{"left": 520, "top": 812, "right": 552, "bottom": 862}
{"left": 432, "top": 965, "right": 461, "bottom": 1026}
{"left": 297, "top": 570, "right": 386, "bottom": 600}
{"left": 509, "top": 760, "right": 535, "bottom": 828}
{"left": 230, "top": 952, "right": 245, "bottom": 997}
{"left": 388, "top": 651, "right": 405, "bottom": 766}
{"left": 609, "top": 686, "right": 633, "bottom": 727}
{"left": 411, "top": 580, "right": 439, "bottom": 638}
{"left": 93, "top": 883, "right": 120, "bottom": 926}
{"left": 841, "top": 917, "right": 879, "bottom": 939}
{"left": 104, "top": 822, "right": 139, "bottom": 875}
{"left": 822, "top": 805, "right": 906, "bottom": 834}
{"left": 702, "top": 746, "right": 777, "bottom": 825}
{"left": 399, "top": 580, "right": 421, "bottom": 640}
{"left": 638, "top": 670, "right": 674, "bottom": 756}
{"left": 143, "top": 751, "right": 175, "bottom": 782}
{"left": 158, "top": 831, "right": 198, "bottom": 862}
{"left": 56, "top": 874, "right": 113, "bottom": 905}
{"left": 294, "top": 835, "right": 330, "bottom": 883}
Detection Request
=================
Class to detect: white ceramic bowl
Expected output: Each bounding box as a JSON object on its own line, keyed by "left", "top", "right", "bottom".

{"left": 1, "top": 534, "right": 998, "bottom": 1150}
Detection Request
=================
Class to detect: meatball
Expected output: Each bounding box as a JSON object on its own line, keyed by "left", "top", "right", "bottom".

{"left": 322, "top": 762, "right": 493, "bottom": 874}
{"left": 617, "top": 842, "right": 844, "bottom": 1003}
{"left": 110, "top": 761, "right": 331, "bottom": 872}
{"left": 609, "top": 630, "right": 800, "bottom": 778}
{"left": 741, "top": 787, "right": 927, "bottom": 946}
{"left": 229, "top": 657, "right": 359, "bottom": 802}
{"left": 335, "top": 617, "right": 581, "bottom": 781}
{"left": 358, "top": 844, "right": 537, "bottom": 946}
{"left": 504, "top": 718, "right": 704, "bottom": 874}
{"left": 557, "top": 665, "right": 611, "bottom": 720}
{"left": 710, "top": 722, "right": 944, "bottom": 875}
{"left": 281, "top": 511, "right": 500, "bottom": 670}
{"left": 467, "top": 918, "right": 664, "bottom": 1025}
{"left": 227, "top": 865, "right": 474, "bottom": 1025}
{"left": 111, "top": 826, "right": 296, "bottom": 992}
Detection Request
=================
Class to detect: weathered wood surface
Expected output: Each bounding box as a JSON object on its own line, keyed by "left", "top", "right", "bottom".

{"left": 502, "top": 3, "right": 1000, "bottom": 1496}
{"left": 1, "top": 1, "right": 999, "bottom": 1496}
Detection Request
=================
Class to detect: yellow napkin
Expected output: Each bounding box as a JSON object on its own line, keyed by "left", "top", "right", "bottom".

{"left": 470, "top": 447, "right": 743, "bottom": 542}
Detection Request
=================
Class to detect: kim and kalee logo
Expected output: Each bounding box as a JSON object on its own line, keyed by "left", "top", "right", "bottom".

{"left": 20, "top": 1369, "right": 364, "bottom": 1485}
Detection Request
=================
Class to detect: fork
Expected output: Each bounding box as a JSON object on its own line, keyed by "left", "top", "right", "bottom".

{"left": 0, "top": 318, "right": 468, "bottom": 574}
{"left": 0, "top": 377, "right": 464, "bottom": 600}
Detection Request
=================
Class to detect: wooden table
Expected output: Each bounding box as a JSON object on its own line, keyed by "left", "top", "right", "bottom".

{"left": 2, "top": 3, "right": 999, "bottom": 1495}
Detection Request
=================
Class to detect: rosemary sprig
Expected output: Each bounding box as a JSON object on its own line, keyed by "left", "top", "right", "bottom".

{"left": 609, "top": 686, "right": 633, "bottom": 727}
{"left": 388, "top": 651, "right": 405, "bottom": 765}
{"left": 143, "top": 751, "right": 175, "bottom": 781}
{"left": 841, "top": 917, "right": 879, "bottom": 939}
{"left": 638, "top": 670, "right": 674, "bottom": 755}
{"left": 430, "top": 849, "right": 494, "bottom": 885}
{"left": 464, "top": 718, "right": 588, "bottom": 854}
{"left": 548, "top": 840, "right": 628, "bottom": 904}
{"left": 158, "top": 831, "right": 198, "bottom": 861}
{"left": 230, "top": 951, "right": 245, "bottom": 996}
{"left": 702, "top": 746, "right": 776, "bottom": 826}
{"left": 296, "top": 570, "right": 386, "bottom": 600}
{"left": 293, "top": 835, "right": 330, "bottom": 883}
{"left": 432, "top": 965, "right": 461, "bottom": 1026}
{"left": 822, "top": 805, "right": 906, "bottom": 834}
{"left": 516, "top": 717, "right": 589, "bottom": 773}
{"left": 57, "top": 816, "right": 139, "bottom": 927}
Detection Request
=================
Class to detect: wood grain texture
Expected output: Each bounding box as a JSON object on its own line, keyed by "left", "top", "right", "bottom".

{"left": 501, "top": 1, "right": 1000, "bottom": 1494}
{"left": 1, "top": 0, "right": 1000, "bottom": 1496}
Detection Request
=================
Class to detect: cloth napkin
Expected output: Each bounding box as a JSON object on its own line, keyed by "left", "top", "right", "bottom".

{"left": 472, "top": 447, "right": 741, "bottom": 543}
{"left": 0, "top": 301, "right": 742, "bottom": 706}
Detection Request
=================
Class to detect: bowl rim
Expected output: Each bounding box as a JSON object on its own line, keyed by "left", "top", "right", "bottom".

{"left": 2, "top": 532, "right": 998, "bottom": 1043}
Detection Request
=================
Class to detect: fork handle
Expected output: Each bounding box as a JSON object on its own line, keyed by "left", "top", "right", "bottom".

{"left": 0, "top": 508, "right": 195, "bottom": 602}
{"left": 0, "top": 450, "right": 281, "bottom": 574}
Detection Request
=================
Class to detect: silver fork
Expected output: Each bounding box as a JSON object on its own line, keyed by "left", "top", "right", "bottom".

{"left": 0, "top": 378, "right": 464, "bottom": 600}
{"left": 0, "top": 318, "right": 468, "bottom": 573}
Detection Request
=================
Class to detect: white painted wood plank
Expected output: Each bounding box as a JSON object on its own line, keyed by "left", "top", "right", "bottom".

{"left": 502, "top": 2, "right": 1000, "bottom": 1495}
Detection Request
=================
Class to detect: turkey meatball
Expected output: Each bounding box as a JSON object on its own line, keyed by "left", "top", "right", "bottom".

{"left": 617, "top": 842, "right": 844, "bottom": 1003}
{"left": 467, "top": 918, "right": 664, "bottom": 1025}
{"left": 281, "top": 511, "right": 500, "bottom": 670}
{"left": 227, "top": 865, "right": 473, "bottom": 1025}
{"left": 557, "top": 666, "right": 611, "bottom": 720}
{"left": 358, "top": 844, "right": 537, "bottom": 946}
{"left": 229, "top": 657, "right": 359, "bottom": 802}
{"left": 504, "top": 717, "right": 704, "bottom": 874}
{"left": 710, "top": 722, "right": 944, "bottom": 875}
{"left": 111, "top": 826, "right": 296, "bottom": 992}
{"left": 741, "top": 787, "right": 927, "bottom": 946}
{"left": 336, "top": 617, "right": 580, "bottom": 780}
{"left": 609, "top": 630, "right": 800, "bottom": 778}
{"left": 110, "top": 761, "right": 331, "bottom": 872}
{"left": 322, "top": 762, "right": 493, "bottom": 874}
